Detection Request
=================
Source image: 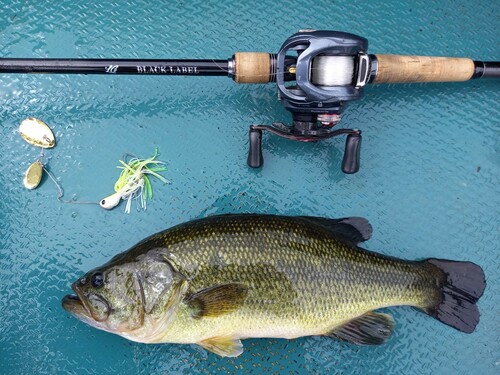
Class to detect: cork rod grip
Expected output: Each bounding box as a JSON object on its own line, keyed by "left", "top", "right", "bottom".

{"left": 373, "top": 54, "right": 475, "bottom": 83}
{"left": 234, "top": 52, "right": 271, "bottom": 83}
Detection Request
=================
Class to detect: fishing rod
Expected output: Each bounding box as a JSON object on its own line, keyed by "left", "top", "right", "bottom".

{"left": 2, "top": 30, "right": 499, "bottom": 173}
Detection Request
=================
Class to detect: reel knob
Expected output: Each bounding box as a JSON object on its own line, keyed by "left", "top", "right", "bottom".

{"left": 341, "top": 132, "right": 362, "bottom": 174}
{"left": 247, "top": 127, "right": 263, "bottom": 168}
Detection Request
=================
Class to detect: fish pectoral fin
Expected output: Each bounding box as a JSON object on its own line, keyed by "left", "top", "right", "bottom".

{"left": 185, "top": 283, "right": 248, "bottom": 319}
{"left": 326, "top": 311, "right": 394, "bottom": 345}
{"left": 297, "top": 216, "right": 372, "bottom": 245}
{"left": 198, "top": 336, "right": 244, "bottom": 357}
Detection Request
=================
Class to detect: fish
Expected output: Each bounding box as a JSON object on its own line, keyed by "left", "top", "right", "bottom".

{"left": 62, "top": 214, "right": 486, "bottom": 357}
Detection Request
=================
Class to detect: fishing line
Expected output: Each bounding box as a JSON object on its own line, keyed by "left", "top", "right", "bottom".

{"left": 36, "top": 146, "right": 98, "bottom": 205}
{"left": 42, "top": 166, "right": 99, "bottom": 205}
{"left": 311, "top": 56, "right": 355, "bottom": 86}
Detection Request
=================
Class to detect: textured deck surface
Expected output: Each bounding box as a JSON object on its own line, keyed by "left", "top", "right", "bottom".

{"left": 0, "top": 0, "right": 498, "bottom": 374}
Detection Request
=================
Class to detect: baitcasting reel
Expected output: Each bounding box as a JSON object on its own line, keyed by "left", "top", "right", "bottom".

{"left": 1, "top": 30, "right": 499, "bottom": 173}
{"left": 237, "top": 30, "right": 499, "bottom": 173}
{"left": 246, "top": 30, "right": 369, "bottom": 173}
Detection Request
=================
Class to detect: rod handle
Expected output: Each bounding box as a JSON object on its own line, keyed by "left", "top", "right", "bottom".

{"left": 234, "top": 52, "right": 271, "bottom": 83}
{"left": 372, "top": 54, "right": 475, "bottom": 83}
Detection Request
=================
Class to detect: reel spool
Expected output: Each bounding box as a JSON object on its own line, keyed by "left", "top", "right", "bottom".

{"left": 311, "top": 55, "right": 355, "bottom": 86}
{"left": 247, "top": 30, "right": 371, "bottom": 173}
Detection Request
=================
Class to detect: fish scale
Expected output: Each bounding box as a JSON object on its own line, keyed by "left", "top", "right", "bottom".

{"left": 140, "top": 215, "right": 438, "bottom": 342}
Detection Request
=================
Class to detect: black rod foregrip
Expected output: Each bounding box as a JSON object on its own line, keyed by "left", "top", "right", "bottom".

{"left": 0, "top": 58, "right": 229, "bottom": 76}
{"left": 472, "top": 61, "right": 500, "bottom": 79}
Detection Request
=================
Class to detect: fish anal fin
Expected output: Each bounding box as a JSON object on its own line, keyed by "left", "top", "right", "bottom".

{"left": 298, "top": 216, "right": 372, "bottom": 244}
{"left": 326, "top": 312, "right": 394, "bottom": 345}
{"left": 198, "top": 336, "right": 243, "bottom": 357}
{"left": 186, "top": 283, "right": 248, "bottom": 319}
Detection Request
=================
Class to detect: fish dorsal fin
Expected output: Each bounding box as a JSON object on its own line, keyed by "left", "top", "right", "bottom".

{"left": 198, "top": 336, "right": 244, "bottom": 357}
{"left": 298, "top": 216, "right": 372, "bottom": 245}
{"left": 326, "top": 312, "right": 394, "bottom": 345}
{"left": 185, "top": 283, "right": 248, "bottom": 319}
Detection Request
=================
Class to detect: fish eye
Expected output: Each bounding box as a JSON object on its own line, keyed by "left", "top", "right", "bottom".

{"left": 91, "top": 272, "right": 105, "bottom": 288}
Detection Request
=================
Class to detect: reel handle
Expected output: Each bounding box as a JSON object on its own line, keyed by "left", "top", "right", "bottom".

{"left": 341, "top": 133, "right": 362, "bottom": 174}
{"left": 247, "top": 128, "right": 264, "bottom": 168}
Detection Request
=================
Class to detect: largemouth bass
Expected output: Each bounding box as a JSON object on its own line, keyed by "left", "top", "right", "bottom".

{"left": 62, "top": 214, "right": 485, "bottom": 357}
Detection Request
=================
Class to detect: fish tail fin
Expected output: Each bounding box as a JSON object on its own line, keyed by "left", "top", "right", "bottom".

{"left": 422, "top": 258, "right": 486, "bottom": 333}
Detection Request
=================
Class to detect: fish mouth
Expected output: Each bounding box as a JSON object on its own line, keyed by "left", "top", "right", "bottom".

{"left": 62, "top": 294, "right": 88, "bottom": 316}
{"left": 62, "top": 285, "right": 103, "bottom": 324}
{"left": 62, "top": 286, "right": 115, "bottom": 333}
{"left": 62, "top": 284, "right": 93, "bottom": 321}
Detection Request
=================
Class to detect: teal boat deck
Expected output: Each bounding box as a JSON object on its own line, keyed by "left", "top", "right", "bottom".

{"left": 0, "top": 0, "right": 498, "bottom": 373}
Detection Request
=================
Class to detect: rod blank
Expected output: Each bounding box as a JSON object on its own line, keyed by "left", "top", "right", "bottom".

{"left": 0, "top": 58, "right": 229, "bottom": 76}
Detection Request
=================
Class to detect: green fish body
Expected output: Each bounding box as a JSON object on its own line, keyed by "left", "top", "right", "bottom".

{"left": 63, "top": 214, "right": 485, "bottom": 357}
